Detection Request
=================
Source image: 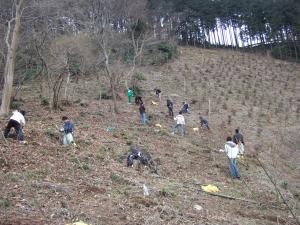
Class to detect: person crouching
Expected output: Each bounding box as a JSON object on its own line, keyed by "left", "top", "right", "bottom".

{"left": 3, "top": 109, "right": 26, "bottom": 144}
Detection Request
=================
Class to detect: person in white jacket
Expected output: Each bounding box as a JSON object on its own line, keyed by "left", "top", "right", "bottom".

{"left": 224, "top": 136, "right": 241, "bottom": 179}
{"left": 171, "top": 111, "right": 185, "bottom": 137}
{"left": 3, "top": 110, "right": 26, "bottom": 143}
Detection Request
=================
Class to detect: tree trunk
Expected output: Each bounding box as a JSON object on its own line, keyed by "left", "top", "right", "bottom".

{"left": 110, "top": 75, "right": 118, "bottom": 113}
{"left": 64, "top": 55, "right": 71, "bottom": 100}
{"left": 0, "top": 0, "right": 24, "bottom": 116}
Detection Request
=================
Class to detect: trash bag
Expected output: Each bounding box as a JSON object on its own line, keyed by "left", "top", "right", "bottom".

{"left": 201, "top": 184, "right": 220, "bottom": 193}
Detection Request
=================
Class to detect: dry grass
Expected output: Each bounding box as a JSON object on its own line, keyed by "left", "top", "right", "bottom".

{"left": 0, "top": 47, "right": 299, "bottom": 225}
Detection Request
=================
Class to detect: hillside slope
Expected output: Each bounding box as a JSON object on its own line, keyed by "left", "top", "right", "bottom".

{"left": 0, "top": 47, "right": 299, "bottom": 225}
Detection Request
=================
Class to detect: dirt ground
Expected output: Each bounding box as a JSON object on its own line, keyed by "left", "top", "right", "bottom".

{"left": 0, "top": 47, "right": 299, "bottom": 225}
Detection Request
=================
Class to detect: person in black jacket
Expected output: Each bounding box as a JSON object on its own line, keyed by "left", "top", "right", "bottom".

{"left": 155, "top": 88, "right": 161, "bottom": 101}
{"left": 233, "top": 129, "right": 245, "bottom": 155}
{"left": 135, "top": 96, "right": 143, "bottom": 105}
{"left": 167, "top": 97, "right": 174, "bottom": 117}
{"left": 200, "top": 116, "right": 210, "bottom": 130}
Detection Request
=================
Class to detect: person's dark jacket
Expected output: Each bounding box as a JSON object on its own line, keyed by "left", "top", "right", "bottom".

{"left": 64, "top": 120, "right": 74, "bottom": 134}
{"left": 167, "top": 99, "right": 173, "bottom": 108}
{"left": 135, "top": 96, "right": 143, "bottom": 105}
{"left": 233, "top": 133, "right": 244, "bottom": 144}
{"left": 139, "top": 104, "right": 146, "bottom": 114}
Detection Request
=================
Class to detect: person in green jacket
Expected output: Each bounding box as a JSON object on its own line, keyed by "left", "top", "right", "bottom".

{"left": 127, "top": 88, "right": 133, "bottom": 104}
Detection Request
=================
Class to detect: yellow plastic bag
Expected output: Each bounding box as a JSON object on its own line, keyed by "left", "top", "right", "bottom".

{"left": 201, "top": 184, "right": 220, "bottom": 193}
{"left": 155, "top": 123, "right": 162, "bottom": 128}
{"left": 151, "top": 101, "right": 159, "bottom": 105}
{"left": 237, "top": 155, "right": 244, "bottom": 160}
{"left": 192, "top": 127, "right": 199, "bottom": 132}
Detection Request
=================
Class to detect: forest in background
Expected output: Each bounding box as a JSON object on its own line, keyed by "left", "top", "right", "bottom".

{"left": 0, "top": 0, "right": 300, "bottom": 114}
{"left": 149, "top": 0, "right": 300, "bottom": 60}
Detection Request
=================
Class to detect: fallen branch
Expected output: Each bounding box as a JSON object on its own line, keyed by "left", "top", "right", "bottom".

{"left": 255, "top": 156, "right": 300, "bottom": 224}
{"left": 198, "top": 189, "right": 257, "bottom": 204}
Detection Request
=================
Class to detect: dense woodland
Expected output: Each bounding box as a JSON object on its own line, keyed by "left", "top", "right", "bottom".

{"left": 150, "top": 0, "right": 300, "bottom": 58}
{"left": 0, "top": 0, "right": 300, "bottom": 114}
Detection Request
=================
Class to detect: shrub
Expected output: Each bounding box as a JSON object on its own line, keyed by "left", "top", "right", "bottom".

{"left": 0, "top": 197, "right": 10, "bottom": 208}
{"left": 80, "top": 101, "right": 89, "bottom": 107}
{"left": 132, "top": 86, "right": 142, "bottom": 96}
{"left": 45, "top": 127, "right": 56, "bottom": 138}
{"left": 151, "top": 41, "right": 178, "bottom": 65}
{"left": 133, "top": 72, "right": 146, "bottom": 81}
{"left": 110, "top": 173, "right": 127, "bottom": 184}
{"left": 126, "top": 140, "right": 133, "bottom": 146}
{"left": 10, "top": 101, "right": 22, "bottom": 110}
{"left": 41, "top": 98, "right": 49, "bottom": 106}
{"left": 158, "top": 41, "right": 177, "bottom": 59}
{"left": 271, "top": 43, "right": 300, "bottom": 62}
{"left": 159, "top": 188, "right": 176, "bottom": 198}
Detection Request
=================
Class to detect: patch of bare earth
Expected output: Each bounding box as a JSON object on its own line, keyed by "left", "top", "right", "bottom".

{"left": 0, "top": 47, "right": 299, "bottom": 224}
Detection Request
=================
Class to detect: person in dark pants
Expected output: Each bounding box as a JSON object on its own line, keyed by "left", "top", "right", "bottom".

{"left": 139, "top": 103, "right": 146, "bottom": 125}
{"left": 127, "top": 148, "right": 159, "bottom": 174}
{"left": 200, "top": 116, "right": 210, "bottom": 130}
{"left": 180, "top": 100, "right": 189, "bottom": 113}
{"left": 233, "top": 128, "right": 245, "bottom": 155}
{"left": 3, "top": 110, "right": 26, "bottom": 143}
{"left": 167, "top": 97, "right": 174, "bottom": 117}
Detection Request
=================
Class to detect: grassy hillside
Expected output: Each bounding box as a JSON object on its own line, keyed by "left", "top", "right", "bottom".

{"left": 0, "top": 47, "right": 299, "bottom": 225}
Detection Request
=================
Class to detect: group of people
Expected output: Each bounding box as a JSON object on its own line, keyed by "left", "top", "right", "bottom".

{"left": 3, "top": 109, "right": 75, "bottom": 146}
{"left": 128, "top": 87, "right": 209, "bottom": 137}
{"left": 3, "top": 91, "right": 245, "bottom": 180}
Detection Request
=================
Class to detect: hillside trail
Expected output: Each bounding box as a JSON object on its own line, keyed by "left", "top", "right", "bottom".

{"left": 0, "top": 47, "right": 299, "bottom": 224}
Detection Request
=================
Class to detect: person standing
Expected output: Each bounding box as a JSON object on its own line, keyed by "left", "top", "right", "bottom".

{"left": 155, "top": 88, "right": 161, "bottom": 102}
{"left": 127, "top": 88, "right": 133, "bottom": 104}
{"left": 233, "top": 129, "right": 245, "bottom": 155}
{"left": 224, "top": 137, "right": 240, "bottom": 179}
{"left": 171, "top": 111, "right": 185, "bottom": 137}
{"left": 139, "top": 103, "right": 146, "bottom": 125}
{"left": 3, "top": 109, "right": 26, "bottom": 144}
{"left": 167, "top": 97, "right": 174, "bottom": 117}
{"left": 60, "top": 116, "right": 75, "bottom": 146}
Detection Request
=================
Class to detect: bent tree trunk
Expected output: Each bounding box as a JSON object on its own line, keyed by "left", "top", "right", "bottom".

{"left": 0, "top": 0, "right": 24, "bottom": 116}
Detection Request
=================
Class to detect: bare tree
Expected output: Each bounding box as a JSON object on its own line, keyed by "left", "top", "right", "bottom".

{"left": 0, "top": 0, "right": 24, "bottom": 115}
